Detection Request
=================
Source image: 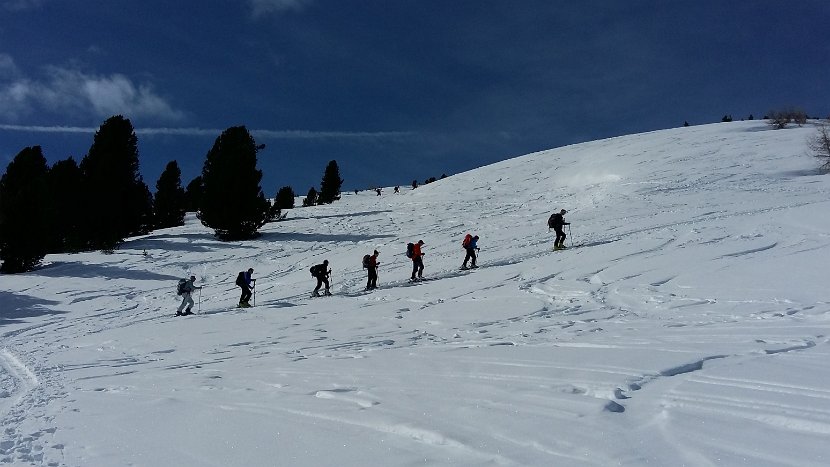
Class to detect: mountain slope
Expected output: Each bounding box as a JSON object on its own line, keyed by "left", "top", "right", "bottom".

{"left": 2, "top": 121, "right": 830, "bottom": 466}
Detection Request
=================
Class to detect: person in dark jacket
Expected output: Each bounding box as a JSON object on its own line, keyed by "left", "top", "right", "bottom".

{"left": 177, "top": 275, "right": 202, "bottom": 315}
{"left": 311, "top": 260, "right": 331, "bottom": 296}
{"left": 548, "top": 209, "right": 570, "bottom": 249}
{"left": 236, "top": 268, "right": 255, "bottom": 307}
{"left": 366, "top": 250, "right": 380, "bottom": 290}
{"left": 461, "top": 235, "right": 480, "bottom": 270}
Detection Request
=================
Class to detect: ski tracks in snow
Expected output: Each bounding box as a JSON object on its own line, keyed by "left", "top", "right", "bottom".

{"left": 0, "top": 347, "right": 65, "bottom": 466}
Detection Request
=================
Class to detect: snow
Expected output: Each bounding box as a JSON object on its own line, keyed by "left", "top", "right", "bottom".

{"left": 2, "top": 120, "right": 830, "bottom": 466}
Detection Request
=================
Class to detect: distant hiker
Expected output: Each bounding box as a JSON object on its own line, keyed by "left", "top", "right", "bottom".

{"left": 364, "top": 250, "right": 380, "bottom": 290}
{"left": 176, "top": 275, "right": 202, "bottom": 316}
{"left": 376, "top": 188, "right": 382, "bottom": 196}
{"left": 548, "top": 209, "right": 570, "bottom": 250}
{"left": 394, "top": 186, "right": 400, "bottom": 194}
{"left": 310, "top": 260, "right": 331, "bottom": 296}
{"left": 235, "top": 268, "right": 255, "bottom": 307}
{"left": 461, "top": 234, "right": 480, "bottom": 270}
{"left": 412, "top": 179, "right": 418, "bottom": 189}
{"left": 409, "top": 240, "right": 425, "bottom": 280}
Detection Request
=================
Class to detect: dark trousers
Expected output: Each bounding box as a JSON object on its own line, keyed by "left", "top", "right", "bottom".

{"left": 314, "top": 275, "right": 330, "bottom": 292}
{"left": 239, "top": 285, "right": 252, "bottom": 304}
{"left": 367, "top": 267, "right": 378, "bottom": 289}
{"left": 462, "top": 248, "right": 477, "bottom": 267}
{"left": 411, "top": 257, "right": 424, "bottom": 279}
{"left": 554, "top": 228, "right": 566, "bottom": 247}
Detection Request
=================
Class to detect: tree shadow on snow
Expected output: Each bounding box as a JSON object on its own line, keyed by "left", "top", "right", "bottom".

{"left": 289, "top": 209, "right": 393, "bottom": 221}
{"left": 0, "top": 291, "right": 66, "bottom": 327}
{"left": 257, "top": 231, "right": 395, "bottom": 243}
{"left": 34, "top": 261, "right": 182, "bottom": 281}
{"left": 127, "top": 233, "right": 259, "bottom": 253}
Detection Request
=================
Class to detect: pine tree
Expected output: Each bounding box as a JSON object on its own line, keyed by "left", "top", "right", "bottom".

{"left": 47, "top": 157, "right": 84, "bottom": 252}
{"left": 0, "top": 146, "right": 51, "bottom": 273}
{"left": 198, "top": 126, "right": 270, "bottom": 240}
{"left": 302, "top": 187, "right": 318, "bottom": 207}
{"left": 318, "top": 160, "right": 343, "bottom": 204}
{"left": 154, "top": 160, "right": 186, "bottom": 229}
{"left": 274, "top": 186, "right": 295, "bottom": 210}
{"left": 79, "top": 115, "right": 153, "bottom": 251}
{"left": 185, "top": 175, "right": 204, "bottom": 212}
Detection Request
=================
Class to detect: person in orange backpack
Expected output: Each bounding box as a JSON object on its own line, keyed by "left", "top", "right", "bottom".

{"left": 410, "top": 240, "right": 425, "bottom": 280}
{"left": 461, "top": 234, "right": 479, "bottom": 270}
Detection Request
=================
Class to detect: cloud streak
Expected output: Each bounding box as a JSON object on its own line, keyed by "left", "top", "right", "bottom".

{"left": 249, "top": 0, "right": 312, "bottom": 17}
{"left": 0, "top": 124, "right": 413, "bottom": 141}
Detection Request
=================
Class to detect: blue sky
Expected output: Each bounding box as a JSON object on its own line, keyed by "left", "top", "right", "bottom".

{"left": 1, "top": 0, "right": 828, "bottom": 194}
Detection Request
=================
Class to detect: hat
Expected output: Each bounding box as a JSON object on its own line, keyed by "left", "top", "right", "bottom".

{"left": 373, "top": 250, "right": 379, "bottom": 254}
{"left": 323, "top": 259, "right": 329, "bottom": 265}
{"left": 190, "top": 275, "right": 196, "bottom": 281}
{"left": 560, "top": 209, "right": 567, "bottom": 214}
{"left": 417, "top": 240, "right": 425, "bottom": 245}
{"left": 247, "top": 268, "right": 254, "bottom": 273}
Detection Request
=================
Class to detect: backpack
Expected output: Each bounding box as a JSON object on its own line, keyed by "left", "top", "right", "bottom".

{"left": 235, "top": 271, "right": 245, "bottom": 286}
{"left": 310, "top": 264, "right": 324, "bottom": 276}
{"left": 462, "top": 233, "right": 472, "bottom": 248}
{"left": 406, "top": 242, "right": 414, "bottom": 259}
{"left": 548, "top": 214, "right": 556, "bottom": 229}
{"left": 362, "top": 254, "right": 371, "bottom": 269}
{"left": 176, "top": 279, "right": 187, "bottom": 296}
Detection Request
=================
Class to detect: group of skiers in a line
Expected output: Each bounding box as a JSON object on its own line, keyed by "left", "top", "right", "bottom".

{"left": 175, "top": 210, "right": 570, "bottom": 314}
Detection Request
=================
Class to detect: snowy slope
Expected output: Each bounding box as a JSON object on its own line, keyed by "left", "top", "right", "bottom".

{"left": 2, "top": 121, "right": 830, "bottom": 466}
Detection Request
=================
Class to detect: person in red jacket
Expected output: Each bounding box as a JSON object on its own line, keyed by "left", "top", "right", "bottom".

{"left": 366, "top": 250, "right": 380, "bottom": 290}
{"left": 411, "top": 240, "right": 425, "bottom": 280}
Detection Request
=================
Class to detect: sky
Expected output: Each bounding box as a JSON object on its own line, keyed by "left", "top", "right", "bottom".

{"left": 1, "top": 0, "right": 829, "bottom": 193}
{"left": 3, "top": 120, "right": 830, "bottom": 465}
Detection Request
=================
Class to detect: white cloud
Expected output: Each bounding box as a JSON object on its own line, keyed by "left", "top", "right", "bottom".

{"left": 250, "top": 0, "right": 312, "bottom": 17}
{"left": 0, "top": 53, "right": 19, "bottom": 78}
{"left": 0, "top": 62, "right": 184, "bottom": 122}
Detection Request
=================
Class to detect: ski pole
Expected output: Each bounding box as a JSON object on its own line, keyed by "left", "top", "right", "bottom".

{"left": 568, "top": 224, "right": 573, "bottom": 247}
{"left": 198, "top": 287, "right": 202, "bottom": 313}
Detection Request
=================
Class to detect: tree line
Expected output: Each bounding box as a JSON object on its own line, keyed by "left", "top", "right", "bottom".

{"left": 0, "top": 115, "right": 343, "bottom": 273}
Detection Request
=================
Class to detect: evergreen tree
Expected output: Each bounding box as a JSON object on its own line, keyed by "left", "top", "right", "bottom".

{"left": 185, "top": 175, "right": 204, "bottom": 212}
{"left": 274, "top": 186, "right": 295, "bottom": 210}
{"left": 154, "top": 160, "right": 186, "bottom": 229}
{"left": 47, "top": 157, "right": 84, "bottom": 252}
{"left": 302, "top": 187, "right": 318, "bottom": 207}
{"left": 0, "top": 146, "right": 51, "bottom": 273}
{"left": 198, "top": 126, "right": 270, "bottom": 239}
{"left": 317, "top": 160, "right": 343, "bottom": 204}
{"left": 79, "top": 115, "right": 153, "bottom": 251}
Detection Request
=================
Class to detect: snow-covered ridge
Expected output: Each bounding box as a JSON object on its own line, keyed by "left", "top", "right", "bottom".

{"left": 2, "top": 121, "right": 830, "bottom": 466}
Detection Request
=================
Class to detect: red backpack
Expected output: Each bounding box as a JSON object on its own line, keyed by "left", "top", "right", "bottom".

{"left": 462, "top": 234, "right": 472, "bottom": 248}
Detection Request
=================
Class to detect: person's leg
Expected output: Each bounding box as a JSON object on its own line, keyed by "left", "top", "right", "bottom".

{"left": 177, "top": 294, "right": 190, "bottom": 313}
{"left": 323, "top": 277, "right": 331, "bottom": 294}
{"left": 411, "top": 261, "right": 417, "bottom": 280}
{"left": 470, "top": 249, "right": 477, "bottom": 267}
{"left": 417, "top": 258, "right": 424, "bottom": 278}
{"left": 239, "top": 286, "right": 246, "bottom": 304}
{"left": 462, "top": 249, "right": 472, "bottom": 268}
{"left": 313, "top": 277, "right": 322, "bottom": 294}
{"left": 370, "top": 268, "right": 377, "bottom": 288}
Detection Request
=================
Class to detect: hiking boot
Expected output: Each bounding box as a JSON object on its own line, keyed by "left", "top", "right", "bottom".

{"left": 312, "top": 291, "right": 320, "bottom": 297}
{"left": 186, "top": 307, "right": 192, "bottom": 313}
{"left": 470, "top": 265, "right": 478, "bottom": 269}
{"left": 324, "top": 290, "right": 332, "bottom": 296}
{"left": 460, "top": 265, "right": 468, "bottom": 270}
